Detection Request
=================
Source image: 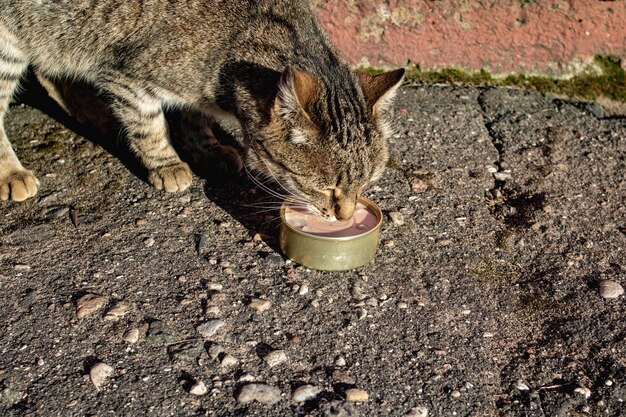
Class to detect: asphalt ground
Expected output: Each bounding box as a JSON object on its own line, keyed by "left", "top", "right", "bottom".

{"left": 1, "top": 80, "right": 625, "bottom": 416}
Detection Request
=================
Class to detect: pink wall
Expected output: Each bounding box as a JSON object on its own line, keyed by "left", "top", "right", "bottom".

{"left": 313, "top": 0, "right": 626, "bottom": 75}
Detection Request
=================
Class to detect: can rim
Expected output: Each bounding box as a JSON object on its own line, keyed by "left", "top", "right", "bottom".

{"left": 280, "top": 196, "right": 383, "bottom": 242}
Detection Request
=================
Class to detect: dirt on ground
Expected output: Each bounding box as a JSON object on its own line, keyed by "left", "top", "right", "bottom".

{"left": 0, "top": 79, "right": 625, "bottom": 417}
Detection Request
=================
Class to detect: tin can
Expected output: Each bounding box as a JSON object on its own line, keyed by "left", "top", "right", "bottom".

{"left": 279, "top": 197, "right": 382, "bottom": 271}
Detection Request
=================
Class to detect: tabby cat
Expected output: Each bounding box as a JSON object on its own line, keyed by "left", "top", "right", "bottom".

{"left": 0, "top": 0, "right": 404, "bottom": 220}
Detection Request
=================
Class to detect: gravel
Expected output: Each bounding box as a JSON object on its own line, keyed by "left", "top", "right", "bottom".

{"left": 122, "top": 328, "right": 140, "bottom": 344}
{"left": 196, "top": 320, "right": 226, "bottom": 338}
{"left": 75, "top": 294, "right": 107, "bottom": 318}
{"left": 344, "top": 388, "right": 369, "bottom": 402}
{"left": 220, "top": 353, "right": 238, "bottom": 368}
{"left": 236, "top": 383, "right": 282, "bottom": 405}
{"left": 574, "top": 386, "right": 592, "bottom": 399}
{"left": 599, "top": 280, "right": 624, "bottom": 299}
{"left": 263, "top": 350, "right": 288, "bottom": 368}
{"left": 167, "top": 341, "right": 203, "bottom": 363}
{"left": 103, "top": 302, "right": 129, "bottom": 321}
{"left": 388, "top": 211, "right": 405, "bottom": 226}
{"left": 248, "top": 298, "right": 272, "bottom": 312}
{"left": 405, "top": 406, "right": 429, "bottom": 417}
{"left": 189, "top": 380, "right": 208, "bottom": 396}
{"left": 89, "top": 362, "right": 114, "bottom": 390}
{"left": 146, "top": 320, "right": 176, "bottom": 344}
{"left": 292, "top": 384, "right": 322, "bottom": 402}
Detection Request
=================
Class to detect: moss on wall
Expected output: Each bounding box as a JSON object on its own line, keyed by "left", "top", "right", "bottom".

{"left": 364, "top": 56, "right": 626, "bottom": 103}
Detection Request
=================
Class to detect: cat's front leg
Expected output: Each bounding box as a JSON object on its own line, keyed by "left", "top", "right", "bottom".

{"left": 0, "top": 43, "right": 39, "bottom": 202}
{"left": 177, "top": 109, "right": 243, "bottom": 177}
{"left": 103, "top": 81, "right": 192, "bottom": 192}
{"left": 0, "top": 100, "right": 40, "bottom": 202}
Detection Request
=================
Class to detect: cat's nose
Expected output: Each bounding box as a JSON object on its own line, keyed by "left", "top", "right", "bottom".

{"left": 335, "top": 201, "right": 356, "bottom": 221}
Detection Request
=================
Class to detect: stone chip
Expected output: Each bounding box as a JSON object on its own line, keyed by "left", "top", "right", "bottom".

{"left": 237, "top": 383, "right": 282, "bottom": 405}
{"left": 75, "top": 294, "right": 107, "bottom": 318}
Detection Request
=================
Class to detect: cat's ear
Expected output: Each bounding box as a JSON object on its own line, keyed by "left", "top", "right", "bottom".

{"left": 276, "top": 65, "right": 318, "bottom": 119}
{"left": 357, "top": 68, "right": 405, "bottom": 113}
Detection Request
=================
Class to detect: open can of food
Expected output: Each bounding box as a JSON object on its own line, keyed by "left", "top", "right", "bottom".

{"left": 279, "top": 197, "right": 383, "bottom": 271}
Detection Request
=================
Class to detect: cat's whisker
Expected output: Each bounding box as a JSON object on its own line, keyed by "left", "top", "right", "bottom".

{"left": 246, "top": 148, "right": 310, "bottom": 205}
{"left": 246, "top": 172, "right": 292, "bottom": 201}
{"left": 245, "top": 165, "right": 309, "bottom": 206}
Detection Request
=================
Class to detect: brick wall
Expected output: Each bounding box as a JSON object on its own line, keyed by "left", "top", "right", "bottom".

{"left": 313, "top": 0, "right": 626, "bottom": 75}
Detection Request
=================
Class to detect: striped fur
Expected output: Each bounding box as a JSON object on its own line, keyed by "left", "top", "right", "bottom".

{"left": 0, "top": 1, "right": 403, "bottom": 215}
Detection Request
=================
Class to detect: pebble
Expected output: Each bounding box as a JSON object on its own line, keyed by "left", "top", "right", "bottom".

{"left": 197, "top": 320, "right": 226, "bottom": 338}
{"left": 207, "top": 343, "right": 224, "bottom": 360}
{"left": 189, "top": 381, "right": 208, "bottom": 396}
{"left": 238, "top": 373, "right": 256, "bottom": 383}
{"left": 123, "top": 328, "right": 140, "bottom": 344}
{"left": 205, "top": 305, "right": 220, "bottom": 316}
{"left": 345, "top": 388, "right": 369, "bottom": 402}
{"left": 365, "top": 298, "right": 378, "bottom": 307}
{"left": 388, "top": 211, "right": 405, "bottom": 226}
{"left": 206, "top": 283, "right": 223, "bottom": 291}
{"left": 1, "top": 387, "right": 25, "bottom": 405}
{"left": 574, "top": 386, "right": 591, "bottom": 399}
{"left": 89, "top": 362, "right": 114, "bottom": 390}
{"left": 146, "top": 320, "right": 176, "bottom": 344}
{"left": 292, "top": 385, "right": 322, "bottom": 402}
{"left": 46, "top": 207, "right": 69, "bottom": 220}
{"left": 515, "top": 380, "right": 530, "bottom": 391}
{"left": 249, "top": 298, "right": 272, "bottom": 313}
{"left": 334, "top": 356, "right": 347, "bottom": 367}
{"left": 103, "top": 302, "right": 129, "bottom": 321}
{"left": 493, "top": 171, "right": 512, "bottom": 181}
{"left": 450, "top": 390, "right": 461, "bottom": 398}
{"left": 75, "top": 294, "right": 107, "bottom": 318}
{"left": 210, "top": 292, "right": 227, "bottom": 303}
{"left": 14, "top": 264, "right": 31, "bottom": 271}
{"left": 237, "top": 383, "right": 282, "bottom": 405}
{"left": 264, "top": 350, "right": 287, "bottom": 367}
{"left": 599, "top": 280, "right": 624, "bottom": 299}
{"left": 143, "top": 237, "right": 155, "bottom": 247}
{"left": 264, "top": 253, "right": 284, "bottom": 265}
{"left": 332, "top": 370, "right": 355, "bottom": 384}
{"left": 351, "top": 283, "right": 367, "bottom": 301}
{"left": 135, "top": 218, "right": 146, "bottom": 225}
{"left": 168, "top": 341, "right": 203, "bottom": 363}
{"left": 406, "top": 406, "right": 429, "bottom": 417}
{"left": 410, "top": 178, "right": 429, "bottom": 193}
{"left": 221, "top": 354, "right": 238, "bottom": 367}
{"left": 397, "top": 302, "right": 408, "bottom": 309}
{"left": 321, "top": 400, "right": 357, "bottom": 417}
{"left": 298, "top": 284, "right": 309, "bottom": 296}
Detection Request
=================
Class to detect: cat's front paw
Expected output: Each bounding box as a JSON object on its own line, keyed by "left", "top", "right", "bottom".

{"left": 0, "top": 170, "right": 40, "bottom": 202}
{"left": 148, "top": 162, "right": 193, "bottom": 192}
{"left": 205, "top": 144, "right": 243, "bottom": 176}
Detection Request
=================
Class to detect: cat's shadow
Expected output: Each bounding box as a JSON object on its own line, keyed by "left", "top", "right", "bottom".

{"left": 17, "top": 70, "right": 283, "bottom": 252}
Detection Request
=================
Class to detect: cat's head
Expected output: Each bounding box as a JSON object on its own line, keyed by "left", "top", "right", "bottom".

{"left": 247, "top": 65, "right": 404, "bottom": 220}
